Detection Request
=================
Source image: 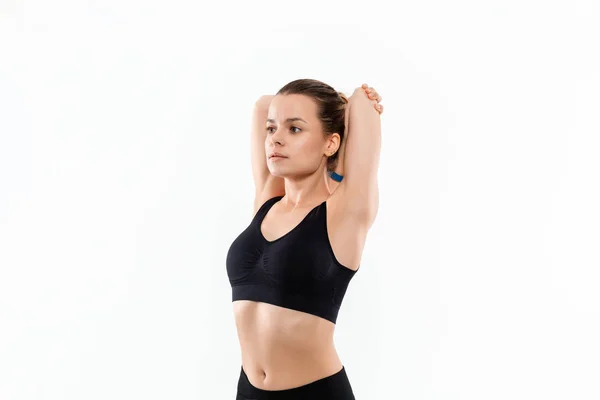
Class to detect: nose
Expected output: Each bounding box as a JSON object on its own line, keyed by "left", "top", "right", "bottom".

{"left": 269, "top": 128, "right": 284, "bottom": 146}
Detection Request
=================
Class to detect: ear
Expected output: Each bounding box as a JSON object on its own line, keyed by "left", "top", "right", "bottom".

{"left": 324, "top": 133, "right": 341, "bottom": 156}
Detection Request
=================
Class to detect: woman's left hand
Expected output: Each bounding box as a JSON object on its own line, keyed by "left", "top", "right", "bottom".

{"left": 359, "top": 83, "right": 384, "bottom": 115}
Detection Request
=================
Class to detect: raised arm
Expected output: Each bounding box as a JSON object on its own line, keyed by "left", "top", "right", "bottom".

{"left": 336, "top": 85, "right": 383, "bottom": 228}
{"left": 251, "top": 96, "right": 285, "bottom": 213}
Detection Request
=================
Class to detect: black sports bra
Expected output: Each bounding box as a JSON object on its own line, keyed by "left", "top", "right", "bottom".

{"left": 225, "top": 195, "right": 358, "bottom": 324}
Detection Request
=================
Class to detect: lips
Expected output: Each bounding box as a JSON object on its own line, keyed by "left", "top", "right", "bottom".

{"left": 269, "top": 152, "right": 287, "bottom": 159}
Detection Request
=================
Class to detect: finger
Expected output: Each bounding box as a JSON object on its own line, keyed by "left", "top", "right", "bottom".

{"left": 368, "top": 91, "right": 380, "bottom": 101}
{"left": 368, "top": 90, "right": 381, "bottom": 102}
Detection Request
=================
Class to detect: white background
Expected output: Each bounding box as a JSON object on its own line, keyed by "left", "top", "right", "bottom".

{"left": 1, "top": 0, "right": 599, "bottom": 399}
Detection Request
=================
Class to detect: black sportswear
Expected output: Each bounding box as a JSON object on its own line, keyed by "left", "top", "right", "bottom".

{"left": 226, "top": 195, "right": 358, "bottom": 324}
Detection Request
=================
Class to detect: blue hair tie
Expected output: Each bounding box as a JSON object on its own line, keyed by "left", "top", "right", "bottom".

{"left": 329, "top": 170, "right": 344, "bottom": 182}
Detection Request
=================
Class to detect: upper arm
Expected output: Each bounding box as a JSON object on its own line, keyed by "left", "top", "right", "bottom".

{"left": 334, "top": 89, "right": 381, "bottom": 227}
{"left": 251, "top": 97, "right": 285, "bottom": 214}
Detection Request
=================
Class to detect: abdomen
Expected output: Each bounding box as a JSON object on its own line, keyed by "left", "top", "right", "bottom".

{"left": 232, "top": 300, "right": 343, "bottom": 390}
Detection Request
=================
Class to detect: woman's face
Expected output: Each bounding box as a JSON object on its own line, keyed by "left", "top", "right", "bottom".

{"left": 265, "top": 94, "right": 337, "bottom": 178}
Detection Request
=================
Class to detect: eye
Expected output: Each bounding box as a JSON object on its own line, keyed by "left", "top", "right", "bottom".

{"left": 266, "top": 126, "right": 302, "bottom": 134}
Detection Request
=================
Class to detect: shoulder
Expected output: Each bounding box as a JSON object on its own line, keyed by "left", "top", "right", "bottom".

{"left": 253, "top": 190, "right": 283, "bottom": 217}
{"left": 323, "top": 189, "right": 371, "bottom": 271}
{"left": 326, "top": 183, "right": 378, "bottom": 231}
{"left": 325, "top": 188, "right": 373, "bottom": 250}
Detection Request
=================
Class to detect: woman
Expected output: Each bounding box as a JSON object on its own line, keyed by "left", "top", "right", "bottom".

{"left": 226, "top": 78, "right": 383, "bottom": 399}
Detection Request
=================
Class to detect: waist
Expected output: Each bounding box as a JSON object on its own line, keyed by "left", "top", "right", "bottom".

{"left": 241, "top": 353, "right": 343, "bottom": 391}
{"left": 233, "top": 300, "right": 342, "bottom": 390}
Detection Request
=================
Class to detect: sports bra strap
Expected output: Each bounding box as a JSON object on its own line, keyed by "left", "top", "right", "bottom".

{"left": 252, "top": 195, "right": 284, "bottom": 225}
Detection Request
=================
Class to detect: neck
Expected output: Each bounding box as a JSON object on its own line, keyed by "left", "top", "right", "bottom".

{"left": 282, "top": 168, "right": 331, "bottom": 208}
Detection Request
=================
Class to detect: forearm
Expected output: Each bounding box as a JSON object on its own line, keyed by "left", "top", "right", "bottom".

{"left": 342, "top": 89, "right": 382, "bottom": 188}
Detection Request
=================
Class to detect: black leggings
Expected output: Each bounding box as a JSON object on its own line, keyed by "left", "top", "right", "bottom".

{"left": 236, "top": 365, "right": 356, "bottom": 400}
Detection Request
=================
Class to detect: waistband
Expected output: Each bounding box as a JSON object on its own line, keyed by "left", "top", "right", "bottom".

{"left": 237, "top": 365, "right": 354, "bottom": 400}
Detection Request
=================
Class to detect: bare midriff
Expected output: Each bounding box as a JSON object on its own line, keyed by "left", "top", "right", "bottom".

{"left": 232, "top": 300, "right": 343, "bottom": 390}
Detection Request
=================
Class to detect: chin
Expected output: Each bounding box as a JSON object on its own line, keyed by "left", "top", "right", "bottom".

{"left": 268, "top": 164, "right": 296, "bottom": 177}
{"left": 268, "top": 169, "right": 287, "bottom": 178}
